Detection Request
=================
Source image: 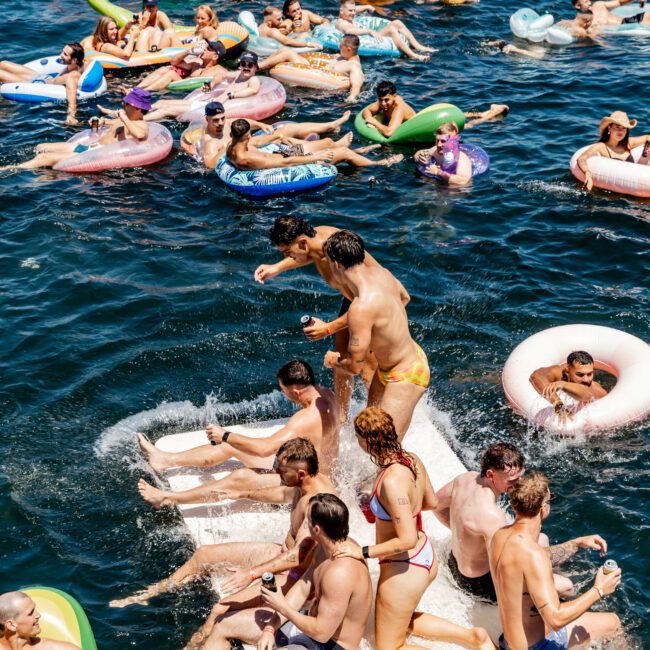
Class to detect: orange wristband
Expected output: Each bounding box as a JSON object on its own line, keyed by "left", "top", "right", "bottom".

{"left": 326, "top": 325, "right": 332, "bottom": 336}
{"left": 249, "top": 570, "right": 257, "bottom": 581}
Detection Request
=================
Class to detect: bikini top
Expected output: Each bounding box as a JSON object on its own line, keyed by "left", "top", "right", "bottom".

{"left": 605, "top": 145, "right": 634, "bottom": 163}
{"left": 369, "top": 453, "right": 423, "bottom": 531}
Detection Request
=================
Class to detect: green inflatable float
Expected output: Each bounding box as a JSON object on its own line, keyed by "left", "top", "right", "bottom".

{"left": 86, "top": 0, "right": 192, "bottom": 31}
{"left": 168, "top": 77, "right": 214, "bottom": 92}
{"left": 354, "top": 102, "right": 466, "bottom": 144}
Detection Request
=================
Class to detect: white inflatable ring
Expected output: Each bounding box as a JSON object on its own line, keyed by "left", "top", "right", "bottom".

{"left": 570, "top": 144, "right": 650, "bottom": 197}
{"left": 502, "top": 324, "right": 650, "bottom": 434}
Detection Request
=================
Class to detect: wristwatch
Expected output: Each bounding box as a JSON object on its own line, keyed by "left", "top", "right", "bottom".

{"left": 362, "top": 545, "right": 370, "bottom": 559}
{"left": 222, "top": 430, "right": 233, "bottom": 443}
{"left": 227, "top": 91, "right": 234, "bottom": 100}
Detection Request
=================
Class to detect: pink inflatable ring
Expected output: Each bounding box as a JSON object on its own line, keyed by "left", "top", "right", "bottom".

{"left": 53, "top": 123, "right": 173, "bottom": 173}
{"left": 502, "top": 324, "right": 650, "bottom": 435}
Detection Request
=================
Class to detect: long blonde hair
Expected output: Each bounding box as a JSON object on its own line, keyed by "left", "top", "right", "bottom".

{"left": 92, "top": 16, "right": 117, "bottom": 50}
{"left": 196, "top": 4, "right": 219, "bottom": 29}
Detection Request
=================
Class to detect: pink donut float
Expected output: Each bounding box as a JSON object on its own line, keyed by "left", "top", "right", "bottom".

{"left": 502, "top": 324, "right": 650, "bottom": 435}
{"left": 178, "top": 77, "right": 286, "bottom": 123}
{"left": 570, "top": 144, "right": 650, "bottom": 197}
{"left": 53, "top": 123, "right": 173, "bottom": 173}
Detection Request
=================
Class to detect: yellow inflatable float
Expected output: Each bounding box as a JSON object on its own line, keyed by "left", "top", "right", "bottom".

{"left": 21, "top": 587, "right": 97, "bottom": 650}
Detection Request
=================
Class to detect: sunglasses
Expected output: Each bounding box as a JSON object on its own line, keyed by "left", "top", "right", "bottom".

{"left": 239, "top": 61, "right": 255, "bottom": 68}
{"left": 544, "top": 492, "right": 557, "bottom": 506}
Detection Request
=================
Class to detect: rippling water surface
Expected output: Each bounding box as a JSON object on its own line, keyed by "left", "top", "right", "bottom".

{"left": 0, "top": 0, "right": 648, "bottom": 647}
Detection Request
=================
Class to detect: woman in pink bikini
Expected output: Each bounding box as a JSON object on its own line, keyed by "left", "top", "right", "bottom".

{"left": 334, "top": 406, "right": 494, "bottom": 650}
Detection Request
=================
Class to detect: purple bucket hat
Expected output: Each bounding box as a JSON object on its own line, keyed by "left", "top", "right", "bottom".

{"left": 124, "top": 87, "right": 153, "bottom": 111}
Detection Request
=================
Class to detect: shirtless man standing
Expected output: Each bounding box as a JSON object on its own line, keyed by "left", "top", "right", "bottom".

{"left": 226, "top": 119, "right": 402, "bottom": 171}
{"left": 336, "top": 0, "right": 433, "bottom": 61}
{"left": 2, "top": 88, "right": 151, "bottom": 172}
{"left": 188, "top": 102, "right": 352, "bottom": 169}
{"left": 260, "top": 6, "right": 323, "bottom": 48}
{"left": 530, "top": 350, "right": 607, "bottom": 422}
{"left": 137, "top": 359, "right": 340, "bottom": 507}
{"left": 281, "top": 0, "right": 330, "bottom": 35}
{"left": 206, "top": 494, "right": 372, "bottom": 650}
{"left": 111, "top": 438, "right": 335, "bottom": 616}
{"left": 0, "top": 592, "right": 80, "bottom": 649}
{"left": 260, "top": 34, "right": 365, "bottom": 102}
{"left": 490, "top": 472, "right": 623, "bottom": 650}
{"left": 254, "top": 216, "right": 406, "bottom": 419}
{"left": 322, "top": 230, "right": 427, "bottom": 439}
{"left": 0, "top": 43, "right": 85, "bottom": 124}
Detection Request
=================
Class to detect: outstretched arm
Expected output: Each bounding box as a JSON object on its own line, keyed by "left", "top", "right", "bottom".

{"left": 547, "top": 534, "right": 607, "bottom": 567}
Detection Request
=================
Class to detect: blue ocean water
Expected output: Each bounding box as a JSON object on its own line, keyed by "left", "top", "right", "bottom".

{"left": 0, "top": 0, "right": 648, "bottom": 647}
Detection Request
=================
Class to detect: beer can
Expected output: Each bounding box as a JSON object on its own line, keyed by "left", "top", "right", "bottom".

{"left": 261, "top": 571, "right": 277, "bottom": 592}
{"left": 603, "top": 559, "right": 618, "bottom": 575}
{"left": 300, "top": 315, "right": 314, "bottom": 328}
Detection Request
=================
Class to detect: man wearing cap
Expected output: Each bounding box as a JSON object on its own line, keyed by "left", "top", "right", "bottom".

{"left": 132, "top": 39, "right": 228, "bottom": 92}
{"left": 0, "top": 42, "right": 86, "bottom": 125}
{"left": 260, "top": 34, "right": 364, "bottom": 102}
{"left": 143, "top": 52, "right": 263, "bottom": 123}
{"left": 3, "top": 88, "right": 152, "bottom": 171}
{"left": 576, "top": 111, "right": 650, "bottom": 190}
{"left": 260, "top": 6, "right": 323, "bottom": 49}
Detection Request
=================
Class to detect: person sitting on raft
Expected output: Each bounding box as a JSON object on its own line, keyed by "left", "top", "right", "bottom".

{"left": 0, "top": 42, "right": 85, "bottom": 125}
{"left": 576, "top": 111, "right": 650, "bottom": 190}
{"left": 530, "top": 350, "right": 608, "bottom": 415}
{"left": 281, "top": 0, "right": 330, "bottom": 36}
{"left": 362, "top": 80, "right": 509, "bottom": 136}
{"left": 89, "top": 17, "right": 145, "bottom": 61}
{"left": 260, "top": 6, "right": 323, "bottom": 49}
{"left": 260, "top": 34, "right": 364, "bottom": 103}
{"left": 193, "top": 102, "right": 352, "bottom": 169}
{"left": 227, "top": 118, "right": 403, "bottom": 170}
{"left": 134, "top": 39, "right": 228, "bottom": 92}
{"left": 2, "top": 88, "right": 152, "bottom": 172}
{"left": 119, "top": 0, "right": 178, "bottom": 53}
{"left": 336, "top": 0, "right": 434, "bottom": 61}
{"left": 413, "top": 123, "right": 473, "bottom": 186}
{"left": 0, "top": 591, "right": 80, "bottom": 649}
{"left": 572, "top": 0, "right": 650, "bottom": 33}
{"left": 140, "top": 50, "right": 262, "bottom": 122}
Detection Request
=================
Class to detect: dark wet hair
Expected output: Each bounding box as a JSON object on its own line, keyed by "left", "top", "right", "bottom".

{"left": 509, "top": 471, "right": 549, "bottom": 517}
{"left": 341, "top": 34, "right": 360, "bottom": 50}
{"left": 230, "top": 119, "right": 250, "bottom": 139}
{"left": 277, "top": 437, "right": 319, "bottom": 476}
{"left": 269, "top": 216, "right": 317, "bottom": 246}
{"left": 567, "top": 351, "right": 594, "bottom": 367}
{"left": 309, "top": 493, "right": 349, "bottom": 541}
{"left": 282, "top": 0, "right": 300, "bottom": 18}
{"left": 277, "top": 359, "right": 315, "bottom": 387}
{"left": 66, "top": 42, "right": 85, "bottom": 66}
{"left": 323, "top": 230, "right": 364, "bottom": 268}
{"left": 377, "top": 80, "right": 396, "bottom": 97}
{"left": 480, "top": 442, "right": 525, "bottom": 477}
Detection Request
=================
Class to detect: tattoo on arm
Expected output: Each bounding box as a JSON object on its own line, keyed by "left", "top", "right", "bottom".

{"left": 547, "top": 540, "right": 579, "bottom": 567}
{"left": 398, "top": 498, "right": 409, "bottom": 505}
{"left": 350, "top": 336, "right": 360, "bottom": 345}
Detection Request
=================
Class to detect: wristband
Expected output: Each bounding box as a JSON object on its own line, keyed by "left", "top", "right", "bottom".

{"left": 326, "top": 325, "right": 333, "bottom": 336}
{"left": 263, "top": 625, "right": 276, "bottom": 636}
{"left": 222, "top": 430, "right": 232, "bottom": 443}
{"left": 594, "top": 586, "right": 604, "bottom": 599}
{"left": 362, "top": 545, "right": 370, "bottom": 559}
{"left": 249, "top": 569, "right": 257, "bottom": 582}
{"left": 228, "top": 91, "right": 234, "bottom": 100}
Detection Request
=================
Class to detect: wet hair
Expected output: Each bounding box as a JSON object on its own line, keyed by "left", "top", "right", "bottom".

{"left": 377, "top": 80, "right": 396, "bottom": 97}
{"left": 323, "top": 230, "right": 365, "bottom": 268}
{"left": 354, "top": 407, "right": 417, "bottom": 478}
{"left": 567, "top": 351, "right": 594, "bottom": 367}
{"left": 282, "top": 0, "right": 301, "bottom": 18}
{"left": 92, "top": 17, "right": 118, "bottom": 49}
{"left": 269, "top": 216, "right": 317, "bottom": 246}
{"left": 480, "top": 442, "right": 525, "bottom": 477}
{"left": 277, "top": 437, "right": 319, "bottom": 476}
{"left": 436, "top": 122, "right": 459, "bottom": 136}
{"left": 230, "top": 119, "right": 251, "bottom": 139}
{"left": 277, "top": 359, "right": 315, "bottom": 387}
{"left": 66, "top": 42, "right": 85, "bottom": 66}
{"left": 509, "top": 471, "right": 549, "bottom": 518}
{"left": 600, "top": 124, "right": 630, "bottom": 149}
{"left": 341, "top": 34, "right": 360, "bottom": 51}
{"left": 264, "top": 5, "right": 280, "bottom": 17}
{"left": 196, "top": 4, "right": 219, "bottom": 28}
{"left": 309, "top": 493, "right": 349, "bottom": 541}
{"left": 0, "top": 591, "right": 30, "bottom": 630}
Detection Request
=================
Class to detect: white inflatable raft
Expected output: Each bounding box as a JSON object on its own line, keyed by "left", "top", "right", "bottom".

{"left": 155, "top": 403, "right": 500, "bottom": 647}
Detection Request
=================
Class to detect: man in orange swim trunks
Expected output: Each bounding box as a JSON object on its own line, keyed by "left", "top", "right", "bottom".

{"left": 322, "top": 230, "right": 429, "bottom": 440}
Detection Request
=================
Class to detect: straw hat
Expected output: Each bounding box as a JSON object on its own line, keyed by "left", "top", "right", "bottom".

{"left": 599, "top": 111, "right": 637, "bottom": 137}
